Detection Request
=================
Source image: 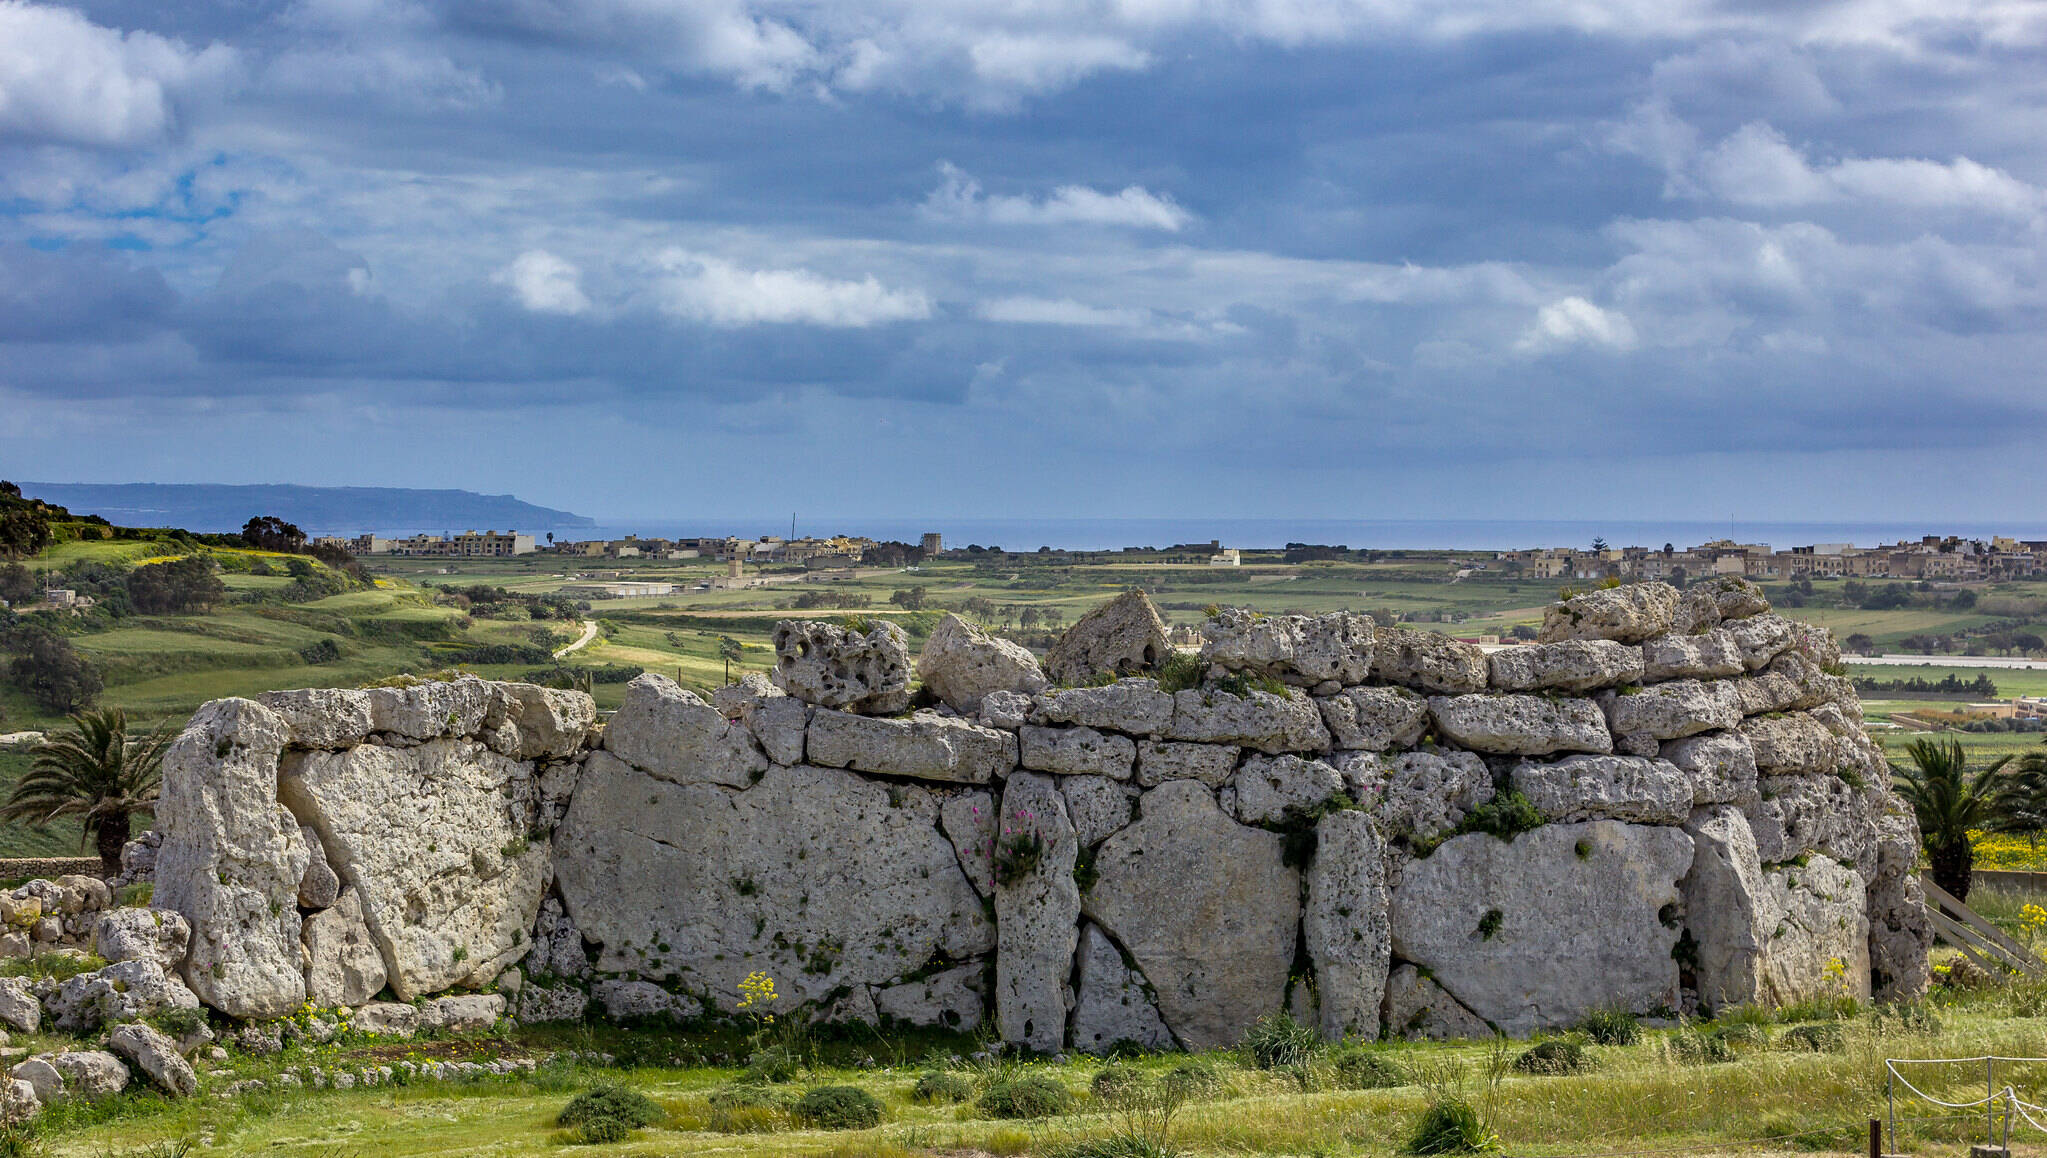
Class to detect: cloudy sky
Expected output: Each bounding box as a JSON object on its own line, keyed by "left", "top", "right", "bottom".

{"left": 1, "top": 0, "right": 2043, "bottom": 523}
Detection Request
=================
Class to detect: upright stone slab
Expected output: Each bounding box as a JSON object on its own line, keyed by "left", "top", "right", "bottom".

{"left": 302, "top": 886, "right": 389, "bottom": 1008}
{"left": 1044, "top": 591, "right": 1171, "bottom": 685}
{"left": 1678, "top": 806, "right": 1770, "bottom": 1012}
{"left": 152, "top": 697, "right": 310, "bottom": 1019}
{"left": 1303, "top": 810, "right": 1390, "bottom": 1041}
{"left": 1761, "top": 856, "right": 1871, "bottom": 1005}
{"left": 918, "top": 614, "right": 1049, "bottom": 712}
{"left": 994, "top": 772, "right": 1079, "bottom": 1053}
{"left": 605, "top": 674, "right": 768, "bottom": 787}
{"left": 1071, "top": 922, "right": 1174, "bottom": 1053}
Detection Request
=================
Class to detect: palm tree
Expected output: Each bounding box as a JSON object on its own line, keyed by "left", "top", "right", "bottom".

{"left": 1994, "top": 748, "right": 2047, "bottom": 840}
{"left": 1891, "top": 737, "right": 2011, "bottom": 901}
{"left": 2, "top": 709, "right": 170, "bottom": 877}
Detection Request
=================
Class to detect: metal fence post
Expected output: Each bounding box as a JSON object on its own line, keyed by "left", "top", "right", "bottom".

{"left": 1988, "top": 1056, "right": 1997, "bottom": 1146}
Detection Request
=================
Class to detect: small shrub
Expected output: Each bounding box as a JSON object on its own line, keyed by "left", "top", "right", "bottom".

{"left": 1710, "top": 1023, "right": 1770, "bottom": 1055}
{"left": 1779, "top": 1023, "right": 1845, "bottom": 1053}
{"left": 1406, "top": 1097, "right": 1496, "bottom": 1154}
{"left": 1512, "top": 1039, "right": 1592, "bottom": 1076}
{"left": 1241, "top": 1012, "right": 1319, "bottom": 1070}
{"left": 707, "top": 1083, "right": 793, "bottom": 1133}
{"left": 0, "top": 1123, "right": 36, "bottom": 1158}
{"left": 987, "top": 1127, "right": 1034, "bottom": 1156}
{"left": 1091, "top": 1063, "right": 1147, "bottom": 1103}
{"left": 1666, "top": 1024, "right": 1735, "bottom": 1066}
{"left": 978, "top": 1074, "right": 1071, "bottom": 1119}
{"left": 558, "top": 1084, "right": 662, "bottom": 1142}
{"left": 992, "top": 830, "right": 1046, "bottom": 887}
{"left": 1155, "top": 651, "right": 1207, "bottom": 694}
{"left": 1578, "top": 1006, "right": 1638, "bottom": 1046}
{"left": 1452, "top": 791, "right": 1543, "bottom": 843}
{"left": 913, "top": 1070, "right": 975, "bottom": 1104}
{"left": 1870, "top": 1000, "right": 1942, "bottom": 1036}
{"left": 1327, "top": 1045, "right": 1407, "bottom": 1090}
{"left": 746, "top": 1045, "right": 801, "bottom": 1083}
{"left": 1158, "top": 1061, "right": 1226, "bottom": 1100}
{"left": 794, "top": 1086, "right": 884, "bottom": 1130}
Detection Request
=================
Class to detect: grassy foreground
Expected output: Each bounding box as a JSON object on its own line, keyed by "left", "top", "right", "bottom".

{"left": 20, "top": 981, "right": 2047, "bottom": 1158}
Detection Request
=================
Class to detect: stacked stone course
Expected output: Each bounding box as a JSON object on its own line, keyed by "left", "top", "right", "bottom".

{"left": 127, "top": 577, "right": 1927, "bottom": 1053}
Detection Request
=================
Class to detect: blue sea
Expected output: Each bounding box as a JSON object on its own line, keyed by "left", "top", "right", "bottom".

{"left": 355, "top": 517, "right": 2047, "bottom": 554}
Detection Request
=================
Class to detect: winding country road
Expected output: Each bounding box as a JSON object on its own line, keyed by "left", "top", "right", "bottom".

{"left": 554, "top": 619, "right": 600, "bottom": 659}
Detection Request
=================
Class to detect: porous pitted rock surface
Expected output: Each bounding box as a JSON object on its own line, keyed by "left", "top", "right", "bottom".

{"left": 1071, "top": 922, "right": 1175, "bottom": 1053}
{"left": 874, "top": 963, "right": 984, "bottom": 1032}
{"left": 1316, "top": 686, "right": 1429, "bottom": 751}
{"left": 605, "top": 674, "right": 767, "bottom": 787}
{"left": 1304, "top": 809, "right": 1390, "bottom": 1041}
{"left": 107, "top": 1023, "right": 197, "bottom": 1097}
{"left": 808, "top": 710, "right": 1017, "bottom": 783}
{"left": 1600, "top": 679, "right": 1743, "bottom": 743}
{"left": 994, "top": 772, "right": 1079, "bottom": 1053}
{"left": 1679, "top": 805, "right": 1772, "bottom": 1012}
{"left": 1044, "top": 590, "right": 1172, "bottom": 685}
{"left": 1508, "top": 755, "right": 1693, "bottom": 824}
{"left": 1227, "top": 754, "right": 1344, "bottom": 825}
{"left": 256, "top": 687, "right": 375, "bottom": 749}
{"left": 1659, "top": 731, "right": 1758, "bottom": 806}
{"left": 93, "top": 907, "right": 190, "bottom": 971}
{"left": 1487, "top": 639, "right": 1644, "bottom": 693}
{"left": 49, "top": 1051, "right": 127, "bottom": 1099}
{"left": 1135, "top": 740, "right": 1240, "bottom": 787}
{"left": 280, "top": 737, "right": 552, "bottom": 1000}
{"left": 1373, "top": 627, "right": 1488, "bottom": 694}
{"left": 771, "top": 619, "right": 913, "bottom": 713}
{"left": 1383, "top": 964, "right": 1492, "bottom": 1040}
{"left": 1761, "top": 855, "right": 1871, "bottom": 1005}
{"left": 1167, "top": 687, "right": 1331, "bottom": 753}
{"left": 297, "top": 823, "right": 341, "bottom": 910}
{"left": 1083, "top": 780, "right": 1298, "bottom": 1050}
{"left": 1540, "top": 583, "right": 1681, "bottom": 644}
{"left": 1020, "top": 725, "right": 1135, "bottom": 779}
{"left": 1427, "top": 694, "right": 1613, "bottom": 756}
{"left": 1037, "top": 678, "right": 1176, "bottom": 735}
{"left": 0, "top": 978, "right": 38, "bottom": 1034}
{"left": 1333, "top": 749, "right": 1494, "bottom": 845}
{"left": 302, "top": 886, "right": 388, "bottom": 1007}
{"left": 1061, "top": 775, "right": 1134, "bottom": 846}
{"left": 1201, "top": 609, "right": 1375, "bottom": 687}
{"left": 1390, "top": 821, "right": 1694, "bottom": 1035}
{"left": 918, "top": 614, "right": 1049, "bottom": 712}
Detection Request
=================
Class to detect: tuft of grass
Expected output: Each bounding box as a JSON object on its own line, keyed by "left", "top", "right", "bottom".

{"left": 1577, "top": 1005, "right": 1638, "bottom": 1046}
{"left": 1153, "top": 652, "right": 1208, "bottom": 694}
{"left": 1779, "top": 1023, "right": 1845, "bottom": 1053}
{"left": 1326, "top": 1043, "right": 1408, "bottom": 1090}
{"left": 1241, "top": 1012, "right": 1319, "bottom": 1070}
{"left": 1407, "top": 1096, "right": 1497, "bottom": 1155}
{"left": 912, "top": 1070, "right": 975, "bottom": 1104}
{"left": 1511, "top": 1039, "right": 1592, "bottom": 1076}
{"left": 978, "top": 1073, "right": 1071, "bottom": 1119}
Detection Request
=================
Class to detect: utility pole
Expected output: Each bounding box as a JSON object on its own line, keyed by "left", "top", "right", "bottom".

{"left": 791, "top": 512, "right": 796, "bottom": 540}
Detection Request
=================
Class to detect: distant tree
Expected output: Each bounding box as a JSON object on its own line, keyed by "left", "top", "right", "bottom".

{"left": 0, "top": 562, "right": 33, "bottom": 605}
{"left": 1510, "top": 624, "right": 1538, "bottom": 641}
{"left": 0, "top": 509, "right": 52, "bottom": 560}
{"left": 284, "top": 558, "right": 314, "bottom": 579}
{"left": 1843, "top": 632, "right": 1877, "bottom": 656}
{"left": 2017, "top": 633, "right": 2046, "bottom": 655}
{"left": 546, "top": 533, "right": 554, "bottom": 544}
{"left": 891, "top": 587, "right": 928, "bottom": 610}
{"left": 241, "top": 515, "right": 306, "bottom": 553}
{"left": 0, "top": 481, "right": 19, "bottom": 499}
{"left": 1901, "top": 634, "right": 1939, "bottom": 655}
{"left": 1950, "top": 588, "right": 1978, "bottom": 608}
{"left": 1019, "top": 607, "right": 1042, "bottom": 629}
{"left": 718, "top": 636, "right": 744, "bottom": 684}
{"left": 6, "top": 628, "right": 103, "bottom": 712}
{"left": 126, "top": 556, "right": 225, "bottom": 614}
{"left": 1893, "top": 738, "right": 2011, "bottom": 901}
{"left": 1041, "top": 607, "right": 1064, "bottom": 629}
{"left": 1662, "top": 543, "right": 1673, "bottom": 556}
{"left": 960, "top": 596, "right": 996, "bottom": 621}
{"left": 1591, "top": 537, "right": 1608, "bottom": 553}
{"left": 2, "top": 709, "right": 168, "bottom": 876}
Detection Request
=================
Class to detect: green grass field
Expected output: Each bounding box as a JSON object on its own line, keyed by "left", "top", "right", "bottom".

{"left": 0, "top": 749, "right": 85, "bottom": 858}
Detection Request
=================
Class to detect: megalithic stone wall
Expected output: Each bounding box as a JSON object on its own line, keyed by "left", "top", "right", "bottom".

{"left": 146, "top": 579, "right": 1930, "bottom": 1047}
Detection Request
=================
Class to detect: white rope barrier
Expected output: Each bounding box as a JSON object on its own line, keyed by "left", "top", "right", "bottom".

{"left": 1883, "top": 1056, "right": 2047, "bottom": 1150}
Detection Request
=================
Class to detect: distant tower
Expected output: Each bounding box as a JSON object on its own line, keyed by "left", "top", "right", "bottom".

{"left": 727, "top": 557, "right": 743, "bottom": 580}
{"left": 921, "top": 532, "right": 943, "bottom": 555}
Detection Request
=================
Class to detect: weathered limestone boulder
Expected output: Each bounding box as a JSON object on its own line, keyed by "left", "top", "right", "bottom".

{"left": 1071, "top": 923, "right": 1174, "bottom": 1053}
{"left": 1167, "top": 687, "right": 1331, "bottom": 753}
{"left": 1333, "top": 750, "right": 1494, "bottom": 845}
{"left": 1679, "top": 805, "right": 1771, "bottom": 1012}
{"left": 484, "top": 683, "right": 597, "bottom": 760}
{"left": 605, "top": 674, "right": 768, "bottom": 787}
{"left": 354, "top": 1001, "right": 420, "bottom": 1036}
{"left": 8, "top": 1058, "right": 59, "bottom": 1105}
{"left": 1044, "top": 591, "right": 1171, "bottom": 686}
{"left": 1317, "top": 687, "right": 1429, "bottom": 751}
{"left": 279, "top": 738, "right": 550, "bottom": 1000}
{"left": 940, "top": 790, "right": 996, "bottom": 897}
{"left": 1869, "top": 870, "right": 1934, "bottom": 1001}
{"left": 1227, "top": 755, "right": 1345, "bottom": 825}
{"left": 1671, "top": 577, "right": 1771, "bottom": 634}
{"left": 1036, "top": 679, "right": 1176, "bottom": 736}
{"left": 1135, "top": 741, "right": 1240, "bottom": 787}
{"left": 107, "top": 1023, "right": 197, "bottom": 1097}
{"left": 1373, "top": 627, "right": 1488, "bottom": 694}
{"left": 1488, "top": 639, "right": 1644, "bottom": 694}
{"left": 555, "top": 760, "right": 990, "bottom": 1008}
{"left": 256, "top": 687, "right": 374, "bottom": 749}
{"left": 1428, "top": 694, "right": 1612, "bottom": 756}
{"left": 1061, "top": 777, "right": 1135, "bottom": 847}
{"left": 1539, "top": 583, "right": 1680, "bottom": 645}
{"left": 994, "top": 773, "right": 1079, "bottom": 1053}
{"left": 93, "top": 907, "right": 189, "bottom": 971}
{"left": 1736, "top": 652, "right": 1852, "bottom": 717}
{"left": 1389, "top": 821, "right": 1693, "bottom": 1035}
{"left": 1599, "top": 679, "right": 1742, "bottom": 743}
{"left": 1746, "top": 775, "right": 1879, "bottom": 866}
{"left": 710, "top": 671, "right": 781, "bottom": 717}
{"left": 526, "top": 897, "right": 589, "bottom": 979}
{"left": 1201, "top": 609, "right": 1375, "bottom": 686}
{"left": 1739, "top": 713, "right": 1839, "bottom": 775}
{"left": 1761, "top": 856, "right": 1870, "bottom": 1005}
{"left": 1084, "top": 780, "right": 1298, "bottom": 1050}
{"left": 769, "top": 618, "right": 912, "bottom": 713}
{"left": 1509, "top": 755, "right": 1693, "bottom": 824}
{"left": 1725, "top": 614, "right": 1800, "bottom": 670}
{"left": 152, "top": 697, "right": 311, "bottom": 1019}
{"left": 0, "top": 978, "right": 37, "bottom": 1034}
{"left": 1785, "top": 618, "right": 1841, "bottom": 668}
{"left": 1642, "top": 629, "right": 1746, "bottom": 681}
{"left": 48, "top": 960, "right": 199, "bottom": 1033}
{"left": 365, "top": 675, "right": 494, "bottom": 741}
{"left": 1, "top": 1077, "right": 39, "bottom": 1125}
{"left": 1020, "top": 725, "right": 1136, "bottom": 779}
{"left": 420, "top": 993, "right": 505, "bottom": 1033}
{"left": 977, "top": 690, "right": 1034, "bottom": 731}
{"left": 516, "top": 982, "right": 589, "bottom": 1024}
{"left": 1383, "top": 964, "right": 1492, "bottom": 1040}
{"left": 297, "top": 824, "right": 341, "bottom": 910}
{"left": 1659, "top": 731, "right": 1757, "bottom": 805}
{"left": 593, "top": 979, "right": 700, "bottom": 1023}
{"left": 49, "top": 1051, "right": 128, "bottom": 1099}
{"left": 919, "top": 614, "right": 1049, "bottom": 712}
{"left": 747, "top": 697, "right": 809, "bottom": 766}
{"left": 874, "top": 963, "right": 985, "bottom": 1032}
{"left": 808, "top": 710, "right": 1017, "bottom": 784}
{"left": 302, "top": 886, "right": 388, "bottom": 1007}
{"left": 1304, "top": 810, "right": 1390, "bottom": 1041}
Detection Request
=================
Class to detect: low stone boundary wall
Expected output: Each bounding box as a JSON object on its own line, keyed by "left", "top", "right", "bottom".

{"left": 0, "top": 859, "right": 105, "bottom": 883}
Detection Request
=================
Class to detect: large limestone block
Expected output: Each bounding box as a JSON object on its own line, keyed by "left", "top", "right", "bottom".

{"left": 1725, "top": 614, "right": 1800, "bottom": 671}
{"left": 918, "top": 614, "right": 1049, "bottom": 712}
{"left": 1659, "top": 730, "right": 1757, "bottom": 805}
{"left": 107, "top": 1023, "right": 197, "bottom": 1097}
{"left": 50, "top": 1051, "right": 128, "bottom": 1099}
{"left": 748, "top": 696, "right": 810, "bottom": 766}
{"left": 365, "top": 675, "right": 493, "bottom": 741}
{"left": 1785, "top": 619, "right": 1841, "bottom": 669}
{"left": 1599, "top": 679, "right": 1742, "bottom": 742}
{"left": 1072, "top": 923, "right": 1174, "bottom": 1053}
{"left": 280, "top": 738, "right": 550, "bottom": 1000}
{"left": 554, "top": 760, "right": 990, "bottom": 1008}
{"left": 1304, "top": 810, "right": 1390, "bottom": 1041}
{"left": 605, "top": 674, "right": 768, "bottom": 787}
{"left": 485, "top": 683, "right": 597, "bottom": 760}
{"left": 93, "top": 907, "right": 190, "bottom": 971}
{"left": 1746, "top": 775, "right": 1879, "bottom": 867}
{"left": 1333, "top": 750, "right": 1494, "bottom": 845}
{"left": 1509, "top": 755, "right": 1692, "bottom": 824}
{"left": 255, "top": 687, "right": 374, "bottom": 749}
{"left": 1135, "top": 741, "right": 1241, "bottom": 787}
{"left": 152, "top": 697, "right": 310, "bottom": 1019}
{"left": 297, "top": 824, "right": 340, "bottom": 910}
{"left": 1760, "top": 856, "right": 1870, "bottom": 1005}
{"left": 1487, "top": 639, "right": 1644, "bottom": 694}
{"left": 994, "top": 773, "right": 1080, "bottom": 1053}
{"left": 1061, "top": 776, "right": 1135, "bottom": 847}
{"left": 771, "top": 619, "right": 913, "bottom": 713}
{"left": 1, "top": 1078, "right": 39, "bottom": 1125}
{"left": 1021, "top": 725, "right": 1136, "bottom": 779}
{"left": 1679, "top": 806, "right": 1771, "bottom": 1012}
{"left": 1036, "top": 679, "right": 1176, "bottom": 736}
{"left": 874, "top": 963, "right": 985, "bottom": 1031}
{"left": 1642, "top": 629, "right": 1746, "bottom": 681}
{"left": 1373, "top": 627, "right": 1489, "bottom": 694}
{"left": 0, "top": 978, "right": 37, "bottom": 1034}
{"left": 420, "top": 993, "right": 505, "bottom": 1033}
{"left": 1868, "top": 871, "right": 1933, "bottom": 1002}
{"left": 1671, "top": 577, "right": 1772, "bottom": 635}
{"left": 1735, "top": 653, "right": 1853, "bottom": 717}
{"left": 9, "top": 1059, "right": 59, "bottom": 1105}
{"left": 1428, "top": 694, "right": 1613, "bottom": 756}
{"left": 807, "top": 709, "right": 1017, "bottom": 783}
{"left": 1084, "top": 780, "right": 1298, "bottom": 1050}
{"left": 1317, "top": 687, "right": 1429, "bottom": 751}
{"left": 302, "top": 886, "right": 388, "bottom": 1008}
{"left": 1538, "top": 583, "right": 1680, "bottom": 645}
{"left": 48, "top": 960, "right": 199, "bottom": 1033}
{"left": 1044, "top": 591, "right": 1171, "bottom": 685}
{"left": 1389, "top": 821, "right": 1693, "bottom": 1035}
{"left": 1738, "top": 713, "right": 1839, "bottom": 775}
{"left": 1228, "top": 755, "right": 1345, "bottom": 825}
{"left": 1167, "top": 687, "right": 1331, "bottom": 754}
{"left": 1384, "top": 964, "right": 1493, "bottom": 1040}
{"left": 1200, "top": 609, "right": 1375, "bottom": 686}
{"left": 940, "top": 790, "right": 996, "bottom": 897}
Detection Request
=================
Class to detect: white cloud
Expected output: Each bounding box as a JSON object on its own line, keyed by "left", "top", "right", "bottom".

{"left": 0, "top": 2, "right": 233, "bottom": 147}
{"left": 977, "top": 296, "right": 1149, "bottom": 327}
{"left": 653, "top": 249, "right": 931, "bottom": 327}
{"left": 496, "top": 250, "right": 591, "bottom": 315}
{"left": 1515, "top": 296, "right": 1637, "bottom": 354}
{"left": 1696, "top": 122, "right": 1832, "bottom": 207}
{"left": 924, "top": 163, "right": 1193, "bottom": 231}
